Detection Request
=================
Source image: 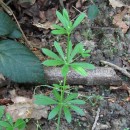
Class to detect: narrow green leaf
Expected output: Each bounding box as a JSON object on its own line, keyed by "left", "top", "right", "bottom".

{"left": 63, "top": 8, "right": 69, "bottom": 21}
{"left": 88, "top": 5, "right": 99, "bottom": 20}
{"left": 34, "top": 94, "right": 58, "bottom": 105}
{"left": 70, "top": 43, "right": 81, "bottom": 62}
{"left": 72, "top": 13, "right": 86, "bottom": 29}
{"left": 53, "top": 89, "right": 61, "bottom": 101}
{"left": 48, "top": 105, "right": 60, "bottom": 120}
{"left": 42, "top": 48, "right": 61, "bottom": 60}
{"left": 71, "top": 62, "right": 95, "bottom": 70}
{"left": 71, "top": 64, "right": 88, "bottom": 76}
{"left": 53, "top": 24, "right": 65, "bottom": 30}
{"left": 14, "top": 119, "right": 26, "bottom": 129}
{"left": 56, "top": 10, "right": 67, "bottom": 28}
{"left": 70, "top": 105, "right": 85, "bottom": 116}
{"left": 61, "top": 64, "right": 69, "bottom": 77}
{"left": 54, "top": 41, "right": 65, "bottom": 60}
{"left": 78, "top": 44, "right": 84, "bottom": 54}
{"left": 64, "top": 93, "right": 78, "bottom": 102}
{"left": 51, "top": 29, "right": 66, "bottom": 35}
{"left": 42, "top": 60, "right": 64, "bottom": 66}
{"left": 63, "top": 106, "right": 72, "bottom": 123}
{"left": 81, "top": 53, "right": 90, "bottom": 58}
{"left": 68, "top": 99, "right": 85, "bottom": 104}
{"left": 67, "top": 41, "right": 72, "bottom": 62}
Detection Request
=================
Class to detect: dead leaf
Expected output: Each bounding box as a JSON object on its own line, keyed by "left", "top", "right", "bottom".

{"left": 113, "top": 8, "right": 129, "bottom": 33}
{"left": 109, "top": 0, "right": 125, "bottom": 9}
{"left": 6, "top": 96, "right": 49, "bottom": 121}
{"left": 33, "top": 21, "right": 54, "bottom": 29}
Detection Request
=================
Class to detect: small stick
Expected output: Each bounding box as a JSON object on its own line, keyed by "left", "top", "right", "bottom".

{"left": 92, "top": 108, "right": 100, "bottom": 130}
{"left": 0, "top": 0, "right": 33, "bottom": 48}
{"left": 101, "top": 60, "right": 130, "bottom": 78}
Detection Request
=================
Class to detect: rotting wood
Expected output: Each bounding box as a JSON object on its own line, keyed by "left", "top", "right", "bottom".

{"left": 44, "top": 67, "right": 122, "bottom": 86}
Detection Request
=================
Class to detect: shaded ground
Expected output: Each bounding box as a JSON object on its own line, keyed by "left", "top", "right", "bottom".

{"left": 0, "top": 0, "right": 130, "bottom": 129}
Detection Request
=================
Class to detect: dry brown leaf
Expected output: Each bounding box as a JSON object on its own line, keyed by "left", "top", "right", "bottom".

{"left": 113, "top": 8, "right": 129, "bottom": 33}
{"left": 6, "top": 96, "right": 49, "bottom": 121}
{"left": 33, "top": 21, "right": 54, "bottom": 29}
{"left": 109, "top": 0, "right": 125, "bottom": 9}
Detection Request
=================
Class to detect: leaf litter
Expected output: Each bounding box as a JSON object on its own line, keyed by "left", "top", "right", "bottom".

{"left": 0, "top": 0, "right": 130, "bottom": 129}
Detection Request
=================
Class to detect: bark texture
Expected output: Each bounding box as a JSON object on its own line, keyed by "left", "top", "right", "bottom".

{"left": 44, "top": 67, "right": 122, "bottom": 86}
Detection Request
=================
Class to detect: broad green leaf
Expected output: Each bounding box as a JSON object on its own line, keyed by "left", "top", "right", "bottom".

{"left": 53, "top": 89, "right": 61, "bottom": 101}
{"left": 6, "top": 127, "right": 13, "bottom": 130}
{"left": 6, "top": 113, "right": 13, "bottom": 125}
{"left": 56, "top": 10, "right": 67, "bottom": 28}
{"left": 63, "top": 106, "right": 71, "bottom": 123}
{"left": 34, "top": 94, "right": 58, "bottom": 105}
{"left": 88, "top": 5, "right": 99, "bottom": 20}
{"left": 0, "top": 121, "right": 11, "bottom": 128}
{"left": 0, "top": 106, "right": 4, "bottom": 119}
{"left": 54, "top": 41, "right": 65, "bottom": 60}
{"left": 42, "top": 59, "right": 64, "bottom": 66}
{"left": 72, "top": 13, "right": 86, "bottom": 29}
{"left": 48, "top": 105, "right": 60, "bottom": 120}
{"left": 0, "top": 40, "right": 44, "bottom": 83}
{"left": 68, "top": 99, "right": 85, "bottom": 104}
{"left": 71, "top": 62, "right": 95, "bottom": 70}
{"left": 64, "top": 93, "right": 78, "bottom": 102}
{"left": 14, "top": 119, "right": 26, "bottom": 129}
{"left": 61, "top": 64, "right": 69, "bottom": 77}
{"left": 51, "top": 29, "right": 66, "bottom": 35}
{"left": 42, "top": 48, "right": 61, "bottom": 60}
{"left": 71, "top": 64, "right": 88, "bottom": 76}
{"left": 70, "top": 105, "right": 85, "bottom": 116}
{"left": 0, "top": 11, "right": 18, "bottom": 36}
{"left": 8, "top": 29, "right": 22, "bottom": 38}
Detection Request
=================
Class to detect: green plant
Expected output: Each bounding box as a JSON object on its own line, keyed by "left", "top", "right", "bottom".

{"left": 85, "top": 94, "right": 104, "bottom": 106}
{"left": 124, "top": 128, "right": 130, "bottom": 130}
{"left": 0, "top": 106, "right": 26, "bottom": 130}
{"left": 34, "top": 9, "right": 95, "bottom": 130}
{"left": 0, "top": 11, "right": 44, "bottom": 83}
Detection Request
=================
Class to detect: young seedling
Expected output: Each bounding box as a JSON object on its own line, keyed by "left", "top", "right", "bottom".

{"left": 34, "top": 9, "right": 95, "bottom": 130}
{"left": 0, "top": 106, "right": 26, "bottom": 130}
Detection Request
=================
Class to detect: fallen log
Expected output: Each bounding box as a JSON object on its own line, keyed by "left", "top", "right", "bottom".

{"left": 44, "top": 67, "right": 122, "bottom": 86}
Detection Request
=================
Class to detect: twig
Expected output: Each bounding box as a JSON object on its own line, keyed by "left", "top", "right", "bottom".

{"left": 101, "top": 60, "right": 130, "bottom": 78}
{"left": 0, "top": 0, "right": 33, "bottom": 48}
{"left": 92, "top": 108, "right": 100, "bottom": 130}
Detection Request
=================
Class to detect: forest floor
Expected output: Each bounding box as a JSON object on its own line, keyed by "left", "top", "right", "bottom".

{"left": 0, "top": 0, "right": 130, "bottom": 129}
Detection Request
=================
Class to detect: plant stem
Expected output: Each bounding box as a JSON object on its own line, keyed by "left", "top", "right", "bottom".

{"left": 56, "top": 105, "right": 62, "bottom": 130}
{"left": 56, "top": 33, "right": 71, "bottom": 130}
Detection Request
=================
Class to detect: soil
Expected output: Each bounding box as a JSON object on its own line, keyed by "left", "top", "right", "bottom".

{"left": 0, "top": 0, "right": 130, "bottom": 130}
